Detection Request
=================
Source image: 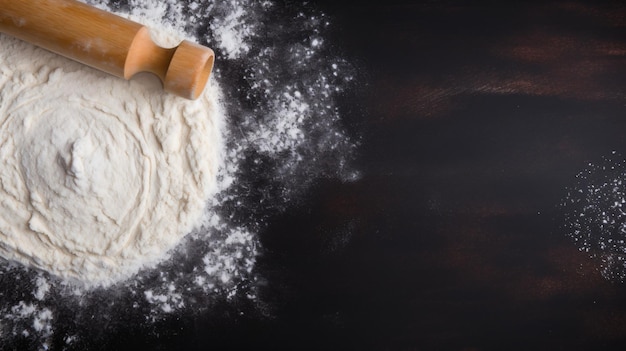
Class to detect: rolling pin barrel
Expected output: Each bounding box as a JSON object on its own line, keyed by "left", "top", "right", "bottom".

{"left": 0, "top": 0, "right": 214, "bottom": 100}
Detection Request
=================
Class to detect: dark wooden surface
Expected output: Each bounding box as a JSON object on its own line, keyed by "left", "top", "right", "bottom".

{"left": 107, "top": 1, "right": 626, "bottom": 350}
{"left": 246, "top": 1, "right": 626, "bottom": 350}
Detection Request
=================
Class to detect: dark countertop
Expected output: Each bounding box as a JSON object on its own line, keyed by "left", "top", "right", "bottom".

{"left": 254, "top": 1, "right": 626, "bottom": 350}
{"left": 113, "top": 1, "right": 626, "bottom": 350}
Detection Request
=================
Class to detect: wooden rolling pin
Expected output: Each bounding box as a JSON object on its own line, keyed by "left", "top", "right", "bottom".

{"left": 0, "top": 0, "right": 214, "bottom": 100}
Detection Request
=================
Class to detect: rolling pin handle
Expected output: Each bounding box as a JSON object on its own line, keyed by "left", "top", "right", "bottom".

{"left": 125, "top": 27, "right": 215, "bottom": 100}
{"left": 0, "top": 0, "right": 215, "bottom": 100}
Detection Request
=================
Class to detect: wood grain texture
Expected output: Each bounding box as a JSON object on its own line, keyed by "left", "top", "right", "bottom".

{"left": 0, "top": 0, "right": 214, "bottom": 99}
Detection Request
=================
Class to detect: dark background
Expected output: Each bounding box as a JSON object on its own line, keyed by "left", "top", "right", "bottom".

{"left": 119, "top": 1, "right": 626, "bottom": 350}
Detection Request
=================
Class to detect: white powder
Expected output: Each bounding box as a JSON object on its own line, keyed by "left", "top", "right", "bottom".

{"left": 562, "top": 151, "right": 626, "bottom": 281}
{"left": 33, "top": 276, "right": 50, "bottom": 301}
{"left": 210, "top": 4, "right": 254, "bottom": 60}
{"left": 2, "top": 301, "right": 54, "bottom": 342}
{"left": 0, "top": 31, "right": 223, "bottom": 286}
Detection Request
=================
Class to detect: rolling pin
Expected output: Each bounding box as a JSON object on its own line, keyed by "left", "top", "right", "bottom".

{"left": 0, "top": 0, "right": 214, "bottom": 100}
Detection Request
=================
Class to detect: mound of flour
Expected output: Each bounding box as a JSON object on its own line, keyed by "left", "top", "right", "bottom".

{"left": 0, "top": 34, "right": 223, "bottom": 287}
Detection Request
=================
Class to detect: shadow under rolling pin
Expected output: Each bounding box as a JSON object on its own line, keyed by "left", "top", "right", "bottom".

{"left": 0, "top": 0, "right": 214, "bottom": 100}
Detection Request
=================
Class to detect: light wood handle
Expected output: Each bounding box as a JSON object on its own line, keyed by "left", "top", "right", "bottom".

{"left": 0, "top": 0, "right": 214, "bottom": 100}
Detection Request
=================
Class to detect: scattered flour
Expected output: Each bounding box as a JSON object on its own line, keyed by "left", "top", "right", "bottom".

{"left": 562, "top": 151, "right": 626, "bottom": 281}
{"left": 1, "top": 300, "right": 54, "bottom": 348}
{"left": 210, "top": 4, "right": 254, "bottom": 59}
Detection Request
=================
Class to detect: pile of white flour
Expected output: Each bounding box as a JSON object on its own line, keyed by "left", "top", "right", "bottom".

{"left": 0, "top": 33, "right": 223, "bottom": 286}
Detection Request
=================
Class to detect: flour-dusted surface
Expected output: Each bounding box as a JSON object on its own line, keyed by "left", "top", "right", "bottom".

{"left": 562, "top": 151, "right": 626, "bottom": 282}
{"left": 0, "top": 0, "right": 358, "bottom": 349}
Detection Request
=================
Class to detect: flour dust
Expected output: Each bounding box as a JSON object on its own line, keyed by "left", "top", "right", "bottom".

{"left": 562, "top": 151, "right": 626, "bottom": 282}
{"left": 0, "top": 0, "right": 358, "bottom": 349}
